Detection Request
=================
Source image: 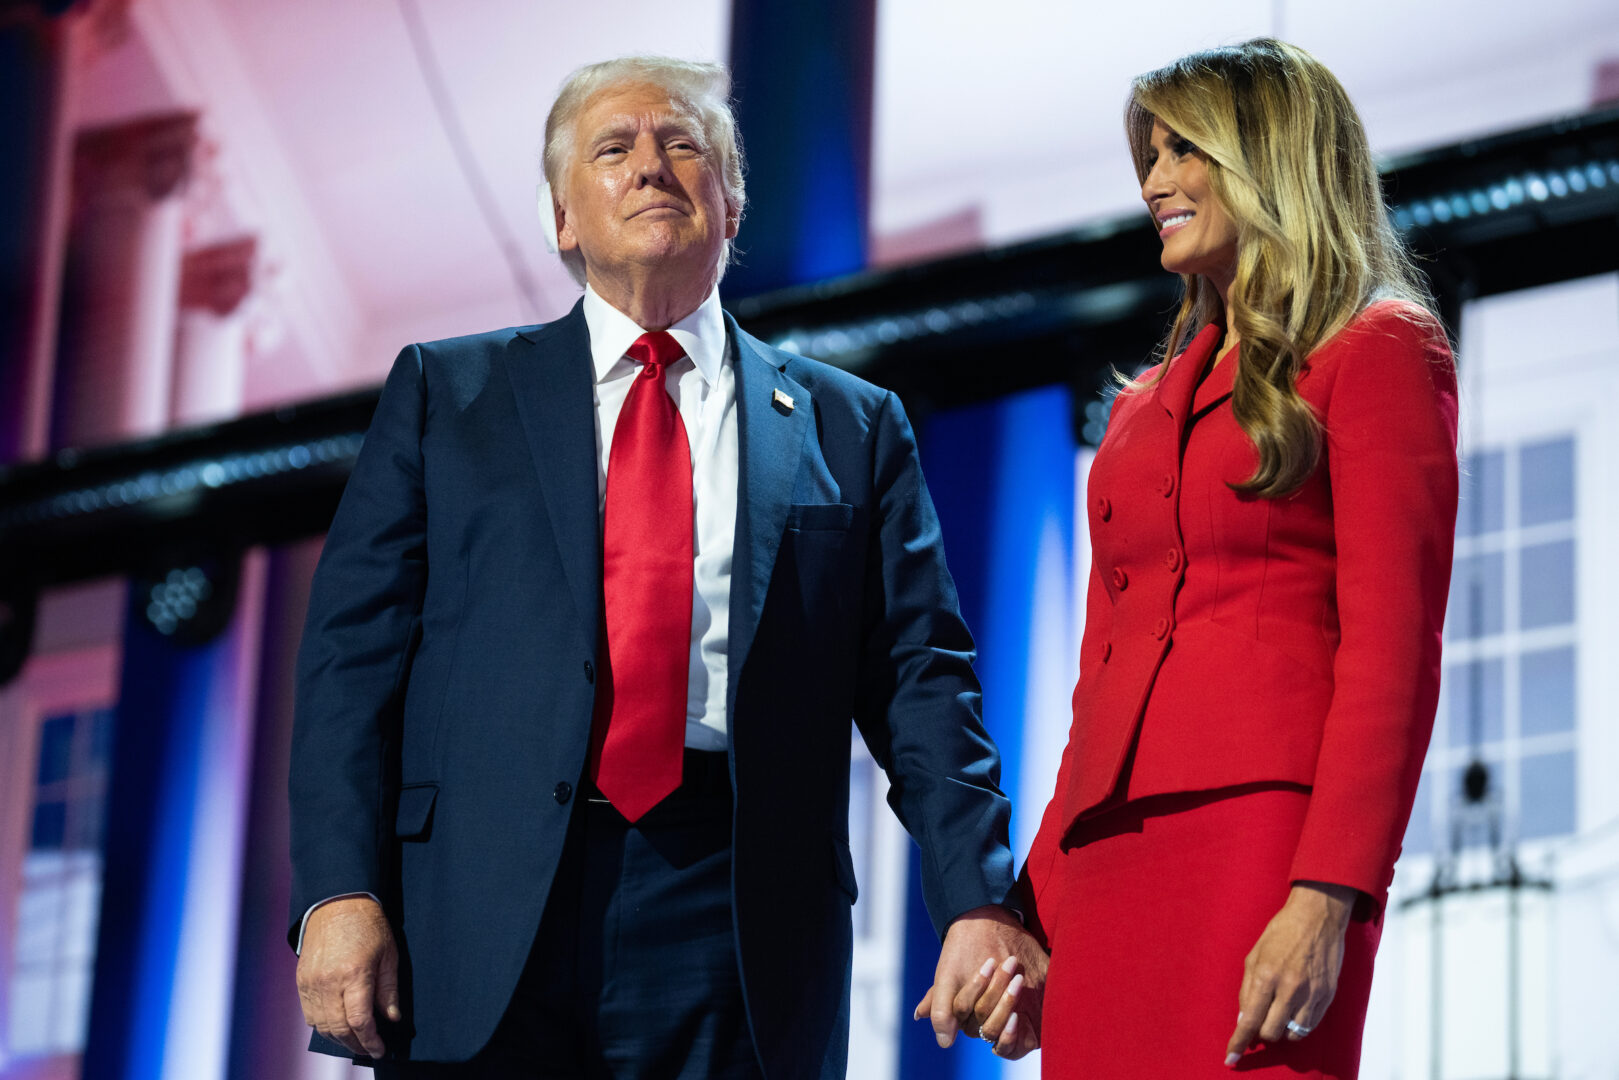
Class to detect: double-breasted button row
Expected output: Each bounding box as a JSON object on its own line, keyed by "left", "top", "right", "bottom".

{"left": 1102, "top": 641, "right": 1112, "bottom": 663}
{"left": 1112, "top": 567, "right": 1129, "bottom": 590}
{"left": 1165, "top": 549, "right": 1182, "bottom": 573}
{"left": 1158, "top": 474, "right": 1176, "bottom": 498}
{"left": 1096, "top": 495, "right": 1112, "bottom": 522}
{"left": 1153, "top": 617, "right": 1170, "bottom": 640}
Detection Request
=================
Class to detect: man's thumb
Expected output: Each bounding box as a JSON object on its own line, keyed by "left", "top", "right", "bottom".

{"left": 377, "top": 945, "right": 402, "bottom": 1022}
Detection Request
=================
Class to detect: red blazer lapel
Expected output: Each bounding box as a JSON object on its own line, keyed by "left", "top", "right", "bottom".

{"left": 1156, "top": 324, "right": 1223, "bottom": 434}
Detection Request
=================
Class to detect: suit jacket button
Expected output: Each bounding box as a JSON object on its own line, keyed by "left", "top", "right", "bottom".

{"left": 1165, "top": 549, "right": 1182, "bottom": 572}
{"left": 1153, "top": 617, "right": 1169, "bottom": 640}
{"left": 1159, "top": 475, "right": 1175, "bottom": 497}
{"left": 1097, "top": 495, "right": 1112, "bottom": 522}
{"left": 1112, "top": 567, "right": 1129, "bottom": 590}
{"left": 1102, "top": 641, "right": 1112, "bottom": 662}
{"left": 554, "top": 781, "right": 573, "bottom": 805}
{"left": 583, "top": 660, "right": 595, "bottom": 684}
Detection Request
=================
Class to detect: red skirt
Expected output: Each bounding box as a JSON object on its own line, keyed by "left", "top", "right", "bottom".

{"left": 1039, "top": 784, "right": 1381, "bottom": 1078}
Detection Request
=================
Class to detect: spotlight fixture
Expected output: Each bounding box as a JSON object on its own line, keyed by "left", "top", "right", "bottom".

{"left": 133, "top": 556, "right": 239, "bottom": 646}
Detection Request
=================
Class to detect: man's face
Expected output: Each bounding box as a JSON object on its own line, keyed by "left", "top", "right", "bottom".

{"left": 556, "top": 82, "right": 737, "bottom": 288}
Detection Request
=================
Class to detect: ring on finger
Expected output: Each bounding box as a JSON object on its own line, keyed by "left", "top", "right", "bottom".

{"left": 1286, "top": 1020, "right": 1312, "bottom": 1038}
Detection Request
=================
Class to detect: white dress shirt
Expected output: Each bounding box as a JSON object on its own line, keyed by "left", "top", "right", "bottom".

{"left": 582, "top": 283, "right": 737, "bottom": 752}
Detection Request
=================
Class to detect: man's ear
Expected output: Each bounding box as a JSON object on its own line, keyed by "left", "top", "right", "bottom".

{"left": 556, "top": 202, "right": 578, "bottom": 253}
{"left": 724, "top": 206, "right": 741, "bottom": 241}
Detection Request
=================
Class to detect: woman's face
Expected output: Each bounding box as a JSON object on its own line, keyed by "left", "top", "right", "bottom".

{"left": 1140, "top": 118, "right": 1239, "bottom": 293}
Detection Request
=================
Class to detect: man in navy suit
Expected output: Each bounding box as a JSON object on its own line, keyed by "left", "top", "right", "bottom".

{"left": 289, "top": 55, "right": 1039, "bottom": 1078}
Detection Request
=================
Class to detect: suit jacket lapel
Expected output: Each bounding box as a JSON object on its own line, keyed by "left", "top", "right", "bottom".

{"left": 1157, "top": 322, "right": 1223, "bottom": 433}
{"left": 508, "top": 301, "right": 601, "bottom": 653}
{"left": 1191, "top": 336, "right": 1238, "bottom": 415}
{"left": 725, "top": 314, "right": 811, "bottom": 716}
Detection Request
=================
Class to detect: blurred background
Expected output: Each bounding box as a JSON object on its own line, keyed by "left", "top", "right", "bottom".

{"left": 1, "top": 0, "right": 1618, "bottom": 1078}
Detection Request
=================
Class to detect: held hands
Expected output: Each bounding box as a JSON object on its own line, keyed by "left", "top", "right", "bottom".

{"left": 296, "top": 896, "right": 401, "bottom": 1059}
{"left": 1224, "top": 881, "right": 1359, "bottom": 1067}
{"left": 911, "top": 904, "right": 1048, "bottom": 1059}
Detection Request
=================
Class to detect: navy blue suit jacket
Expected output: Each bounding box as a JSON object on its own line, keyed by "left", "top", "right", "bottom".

{"left": 288, "top": 301, "right": 1018, "bottom": 1077}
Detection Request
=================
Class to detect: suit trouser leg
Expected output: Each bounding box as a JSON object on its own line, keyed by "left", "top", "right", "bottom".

{"left": 378, "top": 753, "right": 760, "bottom": 1079}
{"left": 579, "top": 773, "right": 760, "bottom": 1080}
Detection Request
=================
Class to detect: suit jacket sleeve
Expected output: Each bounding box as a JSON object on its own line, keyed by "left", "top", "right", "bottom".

{"left": 1287, "top": 310, "right": 1459, "bottom": 902}
{"left": 1016, "top": 553, "right": 1111, "bottom": 950}
{"left": 850, "top": 390, "right": 1019, "bottom": 938}
{"left": 287, "top": 345, "right": 428, "bottom": 947}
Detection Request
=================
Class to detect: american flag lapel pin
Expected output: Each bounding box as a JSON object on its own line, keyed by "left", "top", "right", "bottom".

{"left": 772, "top": 388, "right": 795, "bottom": 415}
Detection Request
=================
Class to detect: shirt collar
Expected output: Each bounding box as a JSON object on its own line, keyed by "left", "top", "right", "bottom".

{"left": 582, "top": 284, "right": 726, "bottom": 387}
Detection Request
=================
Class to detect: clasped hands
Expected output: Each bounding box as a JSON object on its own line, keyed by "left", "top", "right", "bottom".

{"left": 913, "top": 904, "right": 1049, "bottom": 1060}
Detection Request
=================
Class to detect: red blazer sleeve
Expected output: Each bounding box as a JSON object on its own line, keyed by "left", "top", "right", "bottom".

{"left": 1018, "top": 550, "right": 1113, "bottom": 949}
{"left": 1287, "top": 308, "right": 1459, "bottom": 902}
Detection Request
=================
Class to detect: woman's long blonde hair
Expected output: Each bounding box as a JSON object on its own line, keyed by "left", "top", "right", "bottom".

{"left": 1126, "top": 38, "right": 1437, "bottom": 498}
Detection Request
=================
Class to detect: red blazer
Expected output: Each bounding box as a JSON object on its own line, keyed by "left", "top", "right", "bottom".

{"left": 1021, "top": 301, "right": 1459, "bottom": 945}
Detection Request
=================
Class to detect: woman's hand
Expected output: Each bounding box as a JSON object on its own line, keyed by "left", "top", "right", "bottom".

{"left": 1224, "top": 881, "right": 1359, "bottom": 1066}
{"left": 971, "top": 951, "right": 1047, "bottom": 1058}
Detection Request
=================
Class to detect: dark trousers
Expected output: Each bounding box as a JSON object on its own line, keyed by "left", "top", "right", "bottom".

{"left": 379, "top": 751, "right": 760, "bottom": 1079}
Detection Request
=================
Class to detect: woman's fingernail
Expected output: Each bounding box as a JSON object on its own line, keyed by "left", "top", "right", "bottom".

{"left": 979, "top": 957, "right": 997, "bottom": 978}
{"left": 1007, "top": 974, "right": 1024, "bottom": 997}
{"left": 1005, "top": 1012, "right": 1020, "bottom": 1038}
{"left": 1225, "top": 1051, "right": 1241, "bottom": 1067}
{"left": 937, "top": 1032, "right": 954, "bottom": 1048}
{"left": 1001, "top": 955, "right": 1018, "bottom": 974}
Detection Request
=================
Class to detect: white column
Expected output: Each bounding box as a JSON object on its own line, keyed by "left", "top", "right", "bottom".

{"left": 172, "top": 236, "right": 256, "bottom": 426}
{"left": 53, "top": 111, "right": 197, "bottom": 449}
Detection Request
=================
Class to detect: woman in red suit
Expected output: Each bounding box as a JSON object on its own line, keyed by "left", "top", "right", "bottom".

{"left": 960, "top": 39, "right": 1459, "bottom": 1075}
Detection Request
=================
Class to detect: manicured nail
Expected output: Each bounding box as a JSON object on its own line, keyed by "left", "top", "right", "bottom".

{"left": 937, "top": 1032, "right": 954, "bottom": 1048}
{"left": 979, "top": 957, "right": 997, "bottom": 978}
{"left": 1007, "top": 974, "right": 1024, "bottom": 998}
{"left": 1005, "top": 1012, "right": 1020, "bottom": 1039}
{"left": 1001, "top": 955, "right": 1018, "bottom": 973}
{"left": 1225, "top": 1051, "right": 1241, "bottom": 1067}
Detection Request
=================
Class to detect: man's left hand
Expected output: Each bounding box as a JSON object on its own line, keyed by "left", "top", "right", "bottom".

{"left": 913, "top": 904, "right": 1047, "bottom": 1052}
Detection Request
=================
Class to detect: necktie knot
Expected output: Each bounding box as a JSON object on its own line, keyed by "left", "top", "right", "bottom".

{"left": 626, "top": 330, "right": 686, "bottom": 371}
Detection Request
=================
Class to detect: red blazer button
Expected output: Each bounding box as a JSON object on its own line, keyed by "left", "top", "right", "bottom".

{"left": 1165, "top": 549, "right": 1182, "bottom": 572}
{"left": 1112, "top": 567, "right": 1128, "bottom": 590}
{"left": 1102, "top": 641, "right": 1112, "bottom": 662}
{"left": 1153, "top": 617, "right": 1169, "bottom": 640}
{"left": 1159, "top": 475, "right": 1176, "bottom": 497}
{"left": 1097, "top": 495, "right": 1112, "bottom": 522}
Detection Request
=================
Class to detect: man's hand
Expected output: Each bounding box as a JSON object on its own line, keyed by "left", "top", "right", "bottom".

{"left": 1224, "top": 881, "right": 1357, "bottom": 1067}
{"left": 911, "top": 904, "right": 1047, "bottom": 1055}
{"left": 296, "top": 896, "right": 401, "bottom": 1059}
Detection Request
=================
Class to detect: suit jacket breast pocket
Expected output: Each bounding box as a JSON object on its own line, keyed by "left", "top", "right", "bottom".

{"left": 786, "top": 502, "right": 855, "bottom": 532}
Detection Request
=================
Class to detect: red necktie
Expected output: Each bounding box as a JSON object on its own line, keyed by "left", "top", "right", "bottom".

{"left": 588, "top": 330, "right": 693, "bottom": 822}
